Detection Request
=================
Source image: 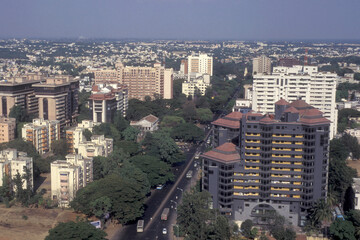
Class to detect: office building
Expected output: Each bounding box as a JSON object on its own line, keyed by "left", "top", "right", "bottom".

{"left": 0, "top": 149, "right": 33, "bottom": 190}
{"left": 22, "top": 118, "right": 60, "bottom": 154}
{"left": 0, "top": 75, "right": 42, "bottom": 117}
{"left": 203, "top": 99, "right": 330, "bottom": 226}
{"left": 252, "top": 65, "right": 337, "bottom": 139}
{"left": 252, "top": 55, "right": 271, "bottom": 75}
{"left": 78, "top": 135, "right": 113, "bottom": 158}
{"left": 182, "top": 74, "right": 211, "bottom": 97}
{"left": 51, "top": 154, "right": 93, "bottom": 207}
{"left": 94, "top": 61, "right": 173, "bottom": 100}
{"left": 32, "top": 75, "right": 79, "bottom": 131}
{"left": 187, "top": 53, "right": 213, "bottom": 77}
{"left": 0, "top": 117, "right": 16, "bottom": 143}
{"left": 89, "top": 83, "right": 128, "bottom": 123}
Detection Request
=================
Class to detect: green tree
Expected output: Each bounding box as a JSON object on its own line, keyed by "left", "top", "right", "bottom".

{"left": 130, "top": 155, "right": 174, "bottom": 187}
{"left": 182, "top": 101, "right": 197, "bottom": 122}
{"left": 329, "top": 219, "right": 356, "bottom": 240}
{"left": 92, "top": 149, "right": 129, "bottom": 180}
{"left": 113, "top": 112, "right": 129, "bottom": 132}
{"left": 115, "top": 140, "right": 140, "bottom": 156}
{"left": 160, "top": 115, "right": 185, "bottom": 128}
{"left": 171, "top": 123, "right": 205, "bottom": 143}
{"left": 0, "top": 175, "right": 13, "bottom": 207}
{"left": 346, "top": 210, "right": 360, "bottom": 239}
{"left": 122, "top": 126, "right": 139, "bottom": 142}
{"left": 196, "top": 108, "right": 213, "bottom": 123}
{"left": 269, "top": 213, "right": 296, "bottom": 240}
{"left": 90, "top": 196, "right": 112, "bottom": 219}
{"left": 45, "top": 220, "right": 107, "bottom": 240}
{"left": 241, "top": 219, "right": 258, "bottom": 239}
{"left": 83, "top": 129, "right": 92, "bottom": 141}
{"left": 9, "top": 105, "right": 30, "bottom": 122}
{"left": 93, "top": 123, "right": 121, "bottom": 142}
{"left": 51, "top": 139, "right": 68, "bottom": 158}
{"left": 308, "top": 200, "right": 332, "bottom": 228}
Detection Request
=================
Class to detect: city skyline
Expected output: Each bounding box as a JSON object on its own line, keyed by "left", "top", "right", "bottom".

{"left": 1, "top": 0, "right": 360, "bottom": 40}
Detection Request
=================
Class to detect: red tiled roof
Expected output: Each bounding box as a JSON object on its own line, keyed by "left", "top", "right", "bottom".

{"left": 212, "top": 118, "right": 240, "bottom": 129}
{"left": 275, "top": 98, "right": 289, "bottom": 105}
{"left": 259, "top": 115, "right": 276, "bottom": 123}
{"left": 144, "top": 114, "right": 158, "bottom": 123}
{"left": 301, "top": 108, "right": 323, "bottom": 117}
{"left": 289, "top": 99, "right": 311, "bottom": 109}
{"left": 284, "top": 106, "right": 299, "bottom": 113}
{"left": 225, "top": 112, "right": 243, "bottom": 120}
{"left": 299, "top": 117, "right": 331, "bottom": 124}
{"left": 201, "top": 142, "right": 240, "bottom": 163}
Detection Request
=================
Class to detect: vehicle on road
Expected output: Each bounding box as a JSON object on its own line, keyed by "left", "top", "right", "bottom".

{"left": 137, "top": 220, "right": 144, "bottom": 233}
{"left": 156, "top": 184, "right": 164, "bottom": 190}
{"left": 186, "top": 170, "right": 193, "bottom": 179}
{"left": 162, "top": 228, "right": 167, "bottom": 234}
{"left": 161, "top": 208, "right": 170, "bottom": 220}
{"left": 195, "top": 152, "right": 200, "bottom": 159}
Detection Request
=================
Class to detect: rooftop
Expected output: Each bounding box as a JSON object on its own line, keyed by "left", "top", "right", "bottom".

{"left": 201, "top": 142, "right": 240, "bottom": 163}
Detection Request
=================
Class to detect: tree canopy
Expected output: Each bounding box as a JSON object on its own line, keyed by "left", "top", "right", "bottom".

{"left": 330, "top": 219, "right": 356, "bottom": 240}
{"left": 170, "top": 123, "right": 204, "bottom": 143}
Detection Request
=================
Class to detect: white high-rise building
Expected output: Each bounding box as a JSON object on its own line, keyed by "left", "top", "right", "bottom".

{"left": 252, "top": 55, "right": 271, "bottom": 75}
{"left": 252, "top": 65, "right": 338, "bottom": 139}
{"left": 187, "top": 53, "right": 213, "bottom": 79}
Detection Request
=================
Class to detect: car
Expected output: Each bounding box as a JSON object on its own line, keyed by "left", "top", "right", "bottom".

{"left": 156, "top": 184, "right": 164, "bottom": 190}
{"left": 194, "top": 163, "right": 197, "bottom": 167}
{"left": 162, "top": 228, "right": 167, "bottom": 234}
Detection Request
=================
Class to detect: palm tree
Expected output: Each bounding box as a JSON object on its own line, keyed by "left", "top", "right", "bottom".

{"left": 310, "top": 200, "right": 333, "bottom": 227}
{"left": 327, "top": 187, "right": 338, "bottom": 207}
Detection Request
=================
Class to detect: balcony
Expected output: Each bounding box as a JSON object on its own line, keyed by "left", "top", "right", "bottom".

{"left": 271, "top": 168, "right": 291, "bottom": 171}
{"left": 234, "top": 186, "right": 243, "bottom": 189}
{"left": 272, "top": 161, "right": 291, "bottom": 165}
{"left": 245, "top": 146, "right": 260, "bottom": 150}
{"left": 272, "top": 134, "right": 292, "bottom": 138}
{"left": 272, "top": 148, "right": 291, "bottom": 151}
{"left": 272, "top": 154, "right": 291, "bottom": 158}
{"left": 245, "top": 153, "right": 260, "bottom": 157}
{"left": 246, "top": 133, "right": 261, "bottom": 137}
{"left": 272, "top": 141, "right": 291, "bottom": 145}
{"left": 244, "top": 166, "right": 260, "bottom": 170}
{"left": 295, "top": 135, "right": 303, "bottom": 138}
{"left": 245, "top": 140, "right": 260, "bottom": 143}
{"left": 295, "top": 142, "right": 303, "bottom": 145}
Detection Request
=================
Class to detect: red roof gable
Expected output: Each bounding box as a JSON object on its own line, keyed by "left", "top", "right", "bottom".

{"left": 212, "top": 118, "right": 240, "bottom": 129}
{"left": 289, "top": 100, "right": 311, "bottom": 109}
{"left": 201, "top": 142, "right": 240, "bottom": 163}
{"left": 284, "top": 106, "right": 299, "bottom": 113}
{"left": 275, "top": 98, "right": 289, "bottom": 105}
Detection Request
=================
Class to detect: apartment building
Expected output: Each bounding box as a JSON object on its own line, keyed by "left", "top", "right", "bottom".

{"left": 182, "top": 73, "right": 211, "bottom": 97}
{"left": 0, "top": 149, "right": 33, "bottom": 190}
{"left": 51, "top": 154, "right": 93, "bottom": 207}
{"left": 77, "top": 135, "right": 113, "bottom": 158}
{"left": 94, "top": 61, "right": 173, "bottom": 100}
{"left": 0, "top": 76, "right": 42, "bottom": 117}
{"left": 32, "top": 75, "right": 79, "bottom": 131}
{"left": 187, "top": 53, "right": 213, "bottom": 78}
{"left": 89, "top": 83, "right": 128, "bottom": 123}
{"left": 66, "top": 120, "right": 100, "bottom": 154}
{"left": 0, "top": 117, "right": 16, "bottom": 143}
{"left": 203, "top": 99, "right": 330, "bottom": 226}
{"left": 252, "top": 65, "right": 337, "bottom": 139}
{"left": 22, "top": 118, "right": 60, "bottom": 154}
{"left": 252, "top": 55, "right": 271, "bottom": 75}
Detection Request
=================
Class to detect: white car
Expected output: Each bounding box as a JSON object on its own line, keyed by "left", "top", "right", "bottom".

{"left": 162, "top": 228, "right": 167, "bottom": 234}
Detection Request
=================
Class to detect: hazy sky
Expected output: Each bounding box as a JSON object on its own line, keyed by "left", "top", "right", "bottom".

{"left": 1, "top": 0, "right": 359, "bottom": 40}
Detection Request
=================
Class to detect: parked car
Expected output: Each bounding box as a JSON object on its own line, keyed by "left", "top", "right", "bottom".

{"left": 162, "top": 228, "right": 167, "bottom": 234}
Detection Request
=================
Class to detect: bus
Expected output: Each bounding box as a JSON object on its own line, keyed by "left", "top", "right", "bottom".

{"left": 137, "top": 220, "right": 144, "bottom": 233}
{"left": 186, "top": 170, "right": 193, "bottom": 179}
{"left": 161, "top": 208, "right": 170, "bottom": 220}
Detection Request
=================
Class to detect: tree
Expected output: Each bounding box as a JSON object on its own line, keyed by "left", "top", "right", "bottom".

{"left": 51, "top": 139, "right": 68, "bottom": 158}
{"left": 83, "top": 129, "right": 92, "bottom": 141}
{"left": 182, "top": 101, "right": 197, "bottom": 122}
{"left": 45, "top": 220, "right": 107, "bottom": 240}
{"left": 122, "top": 126, "right": 139, "bottom": 142}
{"left": 93, "top": 123, "right": 121, "bottom": 143}
{"left": 309, "top": 199, "right": 333, "bottom": 228}
{"left": 9, "top": 105, "right": 29, "bottom": 122}
{"left": 196, "top": 108, "right": 213, "bottom": 123}
{"left": 160, "top": 115, "right": 185, "bottom": 128}
{"left": 92, "top": 149, "right": 129, "bottom": 180}
{"left": 346, "top": 210, "right": 360, "bottom": 239}
{"left": 115, "top": 140, "right": 140, "bottom": 156}
{"left": 130, "top": 155, "right": 174, "bottom": 187}
{"left": 170, "top": 123, "right": 205, "bottom": 143}
{"left": 330, "top": 219, "right": 356, "bottom": 240}
{"left": 269, "top": 213, "right": 296, "bottom": 240}
{"left": 90, "top": 196, "right": 112, "bottom": 219}
{"left": 241, "top": 219, "right": 258, "bottom": 239}
{"left": 113, "top": 112, "right": 129, "bottom": 132}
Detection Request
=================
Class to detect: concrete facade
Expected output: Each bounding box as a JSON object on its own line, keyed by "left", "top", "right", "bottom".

{"left": 0, "top": 117, "right": 16, "bottom": 143}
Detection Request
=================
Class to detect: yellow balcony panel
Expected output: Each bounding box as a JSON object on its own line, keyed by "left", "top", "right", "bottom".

{"left": 234, "top": 186, "right": 243, "bottom": 189}
{"left": 295, "top": 156, "right": 302, "bottom": 159}
{"left": 295, "top": 135, "right": 303, "bottom": 138}
{"left": 234, "top": 173, "right": 244, "bottom": 176}
{"left": 293, "top": 195, "right": 301, "bottom": 198}
{"left": 294, "top": 182, "right": 301, "bottom": 185}
{"left": 294, "top": 169, "right": 302, "bottom": 172}
{"left": 272, "top": 154, "right": 291, "bottom": 158}
{"left": 295, "top": 149, "right": 303, "bottom": 152}
{"left": 245, "top": 187, "right": 259, "bottom": 190}
{"left": 294, "top": 162, "right": 302, "bottom": 165}
{"left": 234, "top": 192, "right": 241, "bottom": 196}
{"left": 294, "top": 175, "right": 301, "bottom": 178}
{"left": 245, "top": 133, "right": 260, "bottom": 137}
{"left": 295, "top": 142, "right": 303, "bottom": 145}
{"left": 245, "top": 153, "right": 260, "bottom": 157}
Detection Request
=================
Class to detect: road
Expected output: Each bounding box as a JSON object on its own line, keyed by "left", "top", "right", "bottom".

{"left": 113, "top": 129, "right": 211, "bottom": 240}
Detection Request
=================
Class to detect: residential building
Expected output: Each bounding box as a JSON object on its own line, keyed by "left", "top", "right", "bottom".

{"left": 252, "top": 55, "right": 271, "bottom": 75}
{"left": 212, "top": 111, "right": 243, "bottom": 147}
{"left": 0, "top": 149, "right": 33, "bottom": 190}
{"left": 187, "top": 53, "right": 213, "bottom": 78}
{"left": 182, "top": 74, "right": 211, "bottom": 97}
{"left": 89, "top": 83, "right": 128, "bottom": 123}
{"left": 278, "top": 58, "right": 301, "bottom": 67}
{"left": 22, "top": 118, "right": 60, "bottom": 154}
{"left": 344, "top": 128, "right": 360, "bottom": 144}
{"left": 252, "top": 65, "right": 337, "bottom": 139}
{"left": 0, "top": 117, "right": 16, "bottom": 143}
{"left": 94, "top": 61, "right": 173, "bottom": 100}
{"left": 51, "top": 154, "right": 93, "bottom": 207}
{"left": 0, "top": 76, "right": 41, "bottom": 117}
{"left": 78, "top": 135, "right": 113, "bottom": 158}
{"left": 353, "top": 178, "right": 360, "bottom": 210}
{"left": 130, "top": 114, "right": 159, "bottom": 132}
{"left": 32, "top": 75, "right": 79, "bottom": 131}
{"left": 232, "top": 99, "right": 252, "bottom": 113}
{"left": 202, "top": 99, "right": 330, "bottom": 226}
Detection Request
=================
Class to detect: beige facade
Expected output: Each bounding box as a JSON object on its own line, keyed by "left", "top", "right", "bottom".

{"left": 187, "top": 53, "right": 213, "bottom": 78}
{"left": 0, "top": 149, "right": 33, "bottom": 190}
{"left": 22, "top": 119, "right": 60, "bottom": 154}
{"left": 51, "top": 154, "right": 93, "bottom": 207}
{"left": 78, "top": 135, "right": 113, "bottom": 158}
{"left": 182, "top": 73, "right": 211, "bottom": 97}
{"left": 32, "top": 75, "right": 79, "bottom": 131}
{"left": 66, "top": 120, "right": 100, "bottom": 154}
{"left": 130, "top": 114, "right": 159, "bottom": 132}
{"left": 252, "top": 55, "right": 272, "bottom": 75}
{"left": 94, "top": 62, "right": 173, "bottom": 100}
{"left": 0, "top": 117, "right": 16, "bottom": 143}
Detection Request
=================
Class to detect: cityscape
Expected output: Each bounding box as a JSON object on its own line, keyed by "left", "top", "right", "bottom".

{"left": 0, "top": 1, "right": 360, "bottom": 240}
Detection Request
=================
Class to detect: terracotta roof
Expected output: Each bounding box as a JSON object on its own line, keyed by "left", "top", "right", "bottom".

{"left": 224, "top": 112, "right": 243, "bottom": 120}
{"left": 212, "top": 118, "right": 240, "bottom": 129}
{"left": 299, "top": 117, "right": 331, "bottom": 124}
{"left": 284, "top": 106, "right": 299, "bottom": 113}
{"left": 89, "top": 93, "right": 115, "bottom": 100}
{"left": 289, "top": 100, "right": 311, "bottom": 109}
{"left": 259, "top": 115, "right": 276, "bottom": 123}
{"left": 201, "top": 142, "right": 240, "bottom": 163}
{"left": 301, "top": 108, "right": 323, "bottom": 117}
{"left": 275, "top": 98, "right": 289, "bottom": 105}
{"left": 144, "top": 114, "right": 158, "bottom": 123}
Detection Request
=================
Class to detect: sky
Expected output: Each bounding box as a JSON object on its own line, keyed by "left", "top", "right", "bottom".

{"left": 0, "top": 0, "right": 359, "bottom": 40}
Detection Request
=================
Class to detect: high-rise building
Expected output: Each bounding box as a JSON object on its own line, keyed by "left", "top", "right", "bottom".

{"left": 252, "top": 65, "right": 337, "bottom": 139}
{"left": 182, "top": 74, "right": 211, "bottom": 97}
{"left": 65, "top": 120, "right": 100, "bottom": 154}
{"left": 0, "top": 76, "right": 42, "bottom": 117}
{"left": 0, "top": 117, "right": 16, "bottom": 143}
{"left": 32, "top": 75, "right": 79, "bottom": 131}
{"left": 51, "top": 154, "right": 93, "bottom": 207}
{"left": 89, "top": 83, "right": 128, "bottom": 123}
{"left": 94, "top": 61, "right": 173, "bottom": 100}
{"left": 252, "top": 55, "right": 271, "bottom": 75}
{"left": 0, "top": 149, "right": 33, "bottom": 190}
{"left": 22, "top": 118, "right": 60, "bottom": 154}
{"left": 203, "top": 99, "right": 330, "bottom": 226}
{"left": 187, "top": 53, "right": 213, "bottom": 79}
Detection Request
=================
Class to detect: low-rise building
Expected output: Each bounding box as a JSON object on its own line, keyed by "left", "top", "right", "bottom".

{"left": 0, "top": 117, "right": 16, "bottom": 143}
{"left": 232, "top": 99, "right": 252, "bottom": 113}
{"left": 353, "top": 178, "right": 360, "bottom": 210}
{"left": 22, "top": 118, "right": 60, "bottom": 154}
{"left": 182, "top": 73, "right": 211, "bottom": 97}
{"left": 344, "top": 128, "right": 360, "bottom": 144}
{"left": 78, "top": 135, "right": 113, "bottom": 158}
{"left": 0, "top": 149, "right": 33, "bottom": 190}
{"left": 66, "top": 120, "right": 100, "bottom": 154}
{"left": 51, "top": 154, "right": 93, "bottom": 207}
{"left": 130, "top": 114, "right": 159, "bottom": 132}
